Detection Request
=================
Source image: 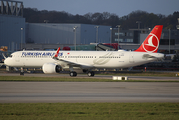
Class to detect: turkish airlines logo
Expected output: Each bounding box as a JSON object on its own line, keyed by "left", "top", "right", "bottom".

{"left": 142, "top": 33, "right": 159, "bottom": 53}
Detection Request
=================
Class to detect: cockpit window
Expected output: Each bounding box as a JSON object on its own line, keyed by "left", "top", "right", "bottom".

{"left": 9, "top": 55, "right": 13, "bottom": 57}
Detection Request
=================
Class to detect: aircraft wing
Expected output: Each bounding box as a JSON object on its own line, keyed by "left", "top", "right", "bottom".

{"left": 55, "top": 58, "right": 94, "bottom": 69}
{"left": 53, "top": 47, "right": 94, "bottom": 69}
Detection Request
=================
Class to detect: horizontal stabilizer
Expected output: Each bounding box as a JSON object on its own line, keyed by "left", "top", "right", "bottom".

{"left": 142, "top": 54, "right": 156, "bottom": 59}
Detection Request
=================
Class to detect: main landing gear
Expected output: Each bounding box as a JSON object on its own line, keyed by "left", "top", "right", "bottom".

{"left": 83, "top": 69, "right": 95, "bottom": 77}
{"left": 69, "top": 71, "right": 95, "bottom": 77}
{"left": 69, "top": 71, "right": 77, "bottom": 77}
{"left": 69, "top": 66, "right": 95, "bottom": 77}
{"left": 87, "top": 71, "right": 95, "bottom": 77}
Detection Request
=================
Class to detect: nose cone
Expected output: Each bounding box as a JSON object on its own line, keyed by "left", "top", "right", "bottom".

{"left": 4, "top": 59, "right": 8, "bottom": 66}
{"left": 4, "top": 58, "right": 11, "bottom": 66}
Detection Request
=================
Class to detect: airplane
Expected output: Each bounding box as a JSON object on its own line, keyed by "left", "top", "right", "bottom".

{"left": 4, "top": 25, "right": 164, "bottom": 77}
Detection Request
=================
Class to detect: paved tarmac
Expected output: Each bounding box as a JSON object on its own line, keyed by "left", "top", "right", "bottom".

{"left": 0, "top": 73, "right": 179, "bottom": 103}
{"left": 0, "top": 82, "right": 179, "bottom": 103}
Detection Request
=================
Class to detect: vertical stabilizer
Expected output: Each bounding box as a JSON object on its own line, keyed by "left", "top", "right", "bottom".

{"left": 135, "top": 25, "right": 163, "bottom": 53}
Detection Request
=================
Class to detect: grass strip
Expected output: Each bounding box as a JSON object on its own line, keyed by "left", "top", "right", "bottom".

{"left": 0, "top": 103, "right": 179, "bottom": 120}
{"left": 0, "top": 76, "right": 179, "bottom": 82}
{"left": 0, "top": 76, "right": 110, "bottom": 82}
{"left": 100, "top": 71, "right": 178, "bottom": 77}
{"left": 0, "top": 76, "right": 178, "bottom": 82}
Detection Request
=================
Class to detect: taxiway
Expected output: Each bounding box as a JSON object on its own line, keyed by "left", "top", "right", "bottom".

{"left": 0, "top": 73, "right": 179, "bottom": 103}
{"left": 0, "top": 81, "right": 179, "bottom": 103}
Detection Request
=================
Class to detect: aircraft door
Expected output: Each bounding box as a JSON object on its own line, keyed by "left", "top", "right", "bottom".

{"left": 66, "top": 53, "right": 71, "bottom": 60}
{"left": 15, "top": 53, "right": 20, "bottom": 62}
{"left": 75, "top": 55, "right": 81, "bottom": 63}
{"left": 129, "top": 52, "right": 134, "bottom": 63}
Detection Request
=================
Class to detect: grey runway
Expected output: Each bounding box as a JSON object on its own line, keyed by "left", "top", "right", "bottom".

{"left": 0, "top": 82, "right": 179, "bottom": 103}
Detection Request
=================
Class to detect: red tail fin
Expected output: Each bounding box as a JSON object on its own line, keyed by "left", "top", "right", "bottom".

{"left": 54, "top": 47, "right": 60, "bottom": 57}
{"left": 135, "top": 25, "right": 163, "bottom": 53}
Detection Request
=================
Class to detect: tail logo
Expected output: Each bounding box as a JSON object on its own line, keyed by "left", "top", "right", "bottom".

{"left": 145, "top": 36, "right": 156, "bottom": 47}
{"left": 142, "top": 33, "right": 159, "bottom": 53}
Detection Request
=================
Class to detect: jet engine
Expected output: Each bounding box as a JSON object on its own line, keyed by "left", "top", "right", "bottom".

{"left": 42, "top": 63, "right": 62, "bottom": 74}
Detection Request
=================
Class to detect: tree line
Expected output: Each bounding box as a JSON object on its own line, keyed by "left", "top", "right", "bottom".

{"left": 24, "top": 8, "right": 179, "bottom": 29}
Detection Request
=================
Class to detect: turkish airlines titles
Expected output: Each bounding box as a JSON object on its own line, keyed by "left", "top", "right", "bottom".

{"left": 21, "top": 52, "right": 63, "bottom": 57}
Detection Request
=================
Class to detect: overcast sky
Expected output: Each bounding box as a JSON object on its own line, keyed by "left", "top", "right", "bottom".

{"left": 21, "top": 0, "right": 179, "bottom": 17}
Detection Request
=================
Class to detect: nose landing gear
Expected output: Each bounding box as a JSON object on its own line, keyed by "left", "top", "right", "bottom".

{"left": 20, "top": 67, "right": 24, "bottom": 75}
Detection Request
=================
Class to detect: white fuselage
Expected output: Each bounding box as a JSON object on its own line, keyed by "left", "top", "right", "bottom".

{"left": 4, "top": 50, "right": 164, "bottom": 69}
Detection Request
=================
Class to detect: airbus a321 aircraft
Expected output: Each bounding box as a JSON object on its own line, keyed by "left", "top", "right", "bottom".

{"left": 4, "top": 25, "right": 164, "bottom": 77}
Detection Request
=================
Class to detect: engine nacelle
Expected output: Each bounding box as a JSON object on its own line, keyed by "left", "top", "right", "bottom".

{"left": 42, "top": 63, "right": 62, "bottom": 74}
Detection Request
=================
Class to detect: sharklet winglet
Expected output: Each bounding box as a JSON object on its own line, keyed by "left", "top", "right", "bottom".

{"left": 54, "top": 47, "right": 60, "bottom": 58}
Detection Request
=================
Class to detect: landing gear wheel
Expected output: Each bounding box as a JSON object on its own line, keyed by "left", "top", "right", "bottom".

{"left": 87, "top": 71, "right": 95, "bottom": 77}
{"left": 20, "top": 72, "right": 24, "bottom": 75}
{"left": 20, "top": 67, "right": 24, "bottom": 75}
{"left": 69, "top": 71, "right": 77, "bottom": 77}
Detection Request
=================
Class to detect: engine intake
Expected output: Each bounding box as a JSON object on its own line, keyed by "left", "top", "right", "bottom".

{"left": 42, "top": 63, "right": 62, "bottom": 74}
